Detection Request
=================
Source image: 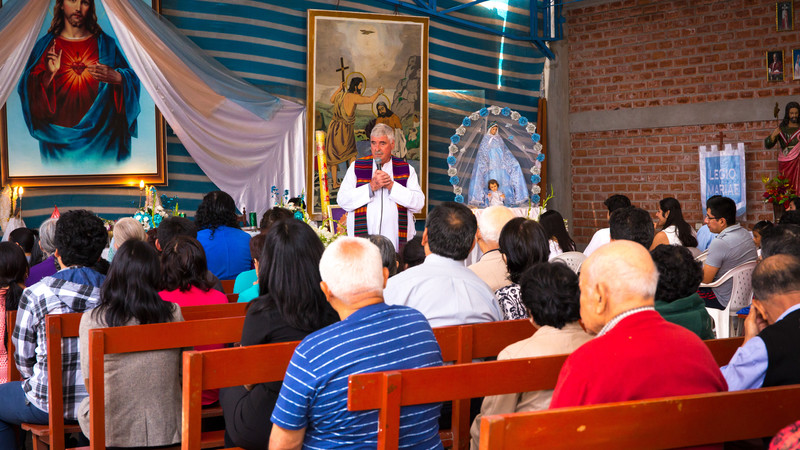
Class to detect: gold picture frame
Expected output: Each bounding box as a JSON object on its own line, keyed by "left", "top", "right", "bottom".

{"left": 306, "top": 10, "right": 429, "bottom": 220}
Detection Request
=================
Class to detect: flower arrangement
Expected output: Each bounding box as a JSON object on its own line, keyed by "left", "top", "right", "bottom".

{"left": 762, "top": 175, "right": 797, "bottom": 209}
{"left": 133, "top": 184, "right": 179, "bottom": 231}
{"left": 271, "top": 186, "right": 345, "bottom": 246}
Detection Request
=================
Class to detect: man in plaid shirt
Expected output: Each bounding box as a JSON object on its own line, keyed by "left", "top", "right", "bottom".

{"left": 0, "top": 210, "right": 108, "bottom": 449}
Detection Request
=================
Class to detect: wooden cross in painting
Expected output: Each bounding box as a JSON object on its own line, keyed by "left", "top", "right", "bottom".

{"left": 336, "top": 57, "right": 349, "bottom": 83}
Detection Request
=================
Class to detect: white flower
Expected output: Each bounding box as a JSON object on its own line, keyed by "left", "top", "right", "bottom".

{"left": 531, "top": 165, "right": 541, "bottom": 175}
{"left": 453, "top": 186, "right": 463, "bottom": 195}
{"left": 455, "top": 126, "right": 466, "bottom": 136}
{"left": 470, "top": 112, "right": 480, "bottom": 121}
{"left": 531, "top": 185, "right": 541, "bottom": 194}
{"left": 448, "top": 167, "right": 457, "bottom": 176}
{"left": 534, "top": 143, "right": 543, "bottom": 152}
{"left": 459, "top": 147, "right": 466, "bottom": 153}
{"left": 449, "top": 144, "right": 458, "bottom": 154}
{"left": 526, "top": 123, "right": 537, "bottom": 133}
{"left": 510, "top": 111, "right": 520, "bottom": 120}
{"left": 489, "top": 105, "right": 501, "bottom": 115}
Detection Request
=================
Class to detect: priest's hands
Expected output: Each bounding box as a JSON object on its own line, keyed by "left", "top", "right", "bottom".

{"left": 371, "top": 170, "right": 394, "bottom": 191}
{"left": 88, "top": 64, "right": 123, "bottom": 84}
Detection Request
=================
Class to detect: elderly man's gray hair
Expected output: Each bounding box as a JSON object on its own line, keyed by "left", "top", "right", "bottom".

{"left": 319, "top": 237, "right": 384, "bottom": 301}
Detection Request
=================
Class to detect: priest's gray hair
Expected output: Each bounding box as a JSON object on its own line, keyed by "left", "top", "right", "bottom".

{"left": 371, "top": 123, "right": 395, "bottom": 143}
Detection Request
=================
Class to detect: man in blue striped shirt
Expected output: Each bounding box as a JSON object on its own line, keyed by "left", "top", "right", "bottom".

{"left": 270, "top": 237, "right": 443, "bottom": 449}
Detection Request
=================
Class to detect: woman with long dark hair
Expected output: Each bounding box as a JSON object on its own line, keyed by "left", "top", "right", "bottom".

{"left": 220, "top": 218, "right": 338, "bottom": 450}
{"left": 0, "top": 242, "right": 28, "bottom": 383}
{"left": 539, "top": 210, "right": 576, "bottom": 259}
{"left": 195, "top": 190, "right": 252, "bottom": 280}
{"left": 651, "top": 197, "right": 698, "bottom": 249}
{"left": 77, "top": 240, "right": 182, "bottom": 448}
{"left": 160, "top": 235, "right": 228, "bottom": 405}
{"left": 495, "top": 217, "right": 550, "bottom": 320}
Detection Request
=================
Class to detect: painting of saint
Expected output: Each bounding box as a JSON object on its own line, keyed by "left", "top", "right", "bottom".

{"left": 2, "top": 0, "right": 163, "bottom": 186}
{"left": 768, "top": 50, "right": 784, "bottom": 82}
{"left": 777, "top": 1, "right": 793, "bottom": 31}
{"left": 19, "top": 0, "right": 140, "bottom": 164}
{"left": 307, "top": 11, "right": 428, "bottom": 218}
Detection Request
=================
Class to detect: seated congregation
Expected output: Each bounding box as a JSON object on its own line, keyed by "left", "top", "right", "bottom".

{"left": 1, "top": 190, "right": 798, "bottom": 449}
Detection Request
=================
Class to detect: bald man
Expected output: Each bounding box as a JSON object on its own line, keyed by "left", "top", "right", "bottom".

{"left": 269, "top": 237, "right": 443, "bottom": 449}
{"left": 550, "top": 241, "right": 726, "bottom": 408}
{"left": 722, "top": 254, "right": 800, "bottom": 391}
{"left": 469, "top": 205, "right": 516, "bottom": 291}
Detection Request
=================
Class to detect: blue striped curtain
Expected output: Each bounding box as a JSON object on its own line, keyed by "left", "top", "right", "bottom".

{"left": 18, "top": 0, "right": 546, "bottom": 228}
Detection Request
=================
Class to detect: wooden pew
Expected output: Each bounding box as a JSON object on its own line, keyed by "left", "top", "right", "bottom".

{"left": 87, "top": 316, "right": 247, "bottom": 450}
{"left": 347, "top": 337, "right": 745, "bottom": 450}
{"left": 180, "top": 319, "right": 536, "bottom": 449}
{"left": 478, "top": 384, "right": 800, "bottom": 449}
{"left": 6, "top": 303, "right": 247, "bottom": 450}
{"left": 4, "top": 302, "right": 246, "bottom": 383}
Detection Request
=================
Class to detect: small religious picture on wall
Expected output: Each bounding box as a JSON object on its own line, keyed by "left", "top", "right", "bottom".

{"left": 793, "top": 48, "right": 800, "bottom": 80}
{"left": 777, "top": 1, "right": 794, "bottom": 31}
{"left": 768, "top": 50, "right": 784, "bottom": 81}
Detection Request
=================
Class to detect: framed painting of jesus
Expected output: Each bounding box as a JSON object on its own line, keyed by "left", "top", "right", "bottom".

{"left": 0, "top": 0, "right": 166, "bottom": 187}
{"left": 306, "top": 10, "right": 428, "bottom": 220}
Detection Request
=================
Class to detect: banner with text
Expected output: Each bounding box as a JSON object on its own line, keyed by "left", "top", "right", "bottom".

{"left": 699, "top": 143, "right": 746, "bottom": 217}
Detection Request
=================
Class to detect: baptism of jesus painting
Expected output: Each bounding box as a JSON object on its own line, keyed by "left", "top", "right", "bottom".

{"left": 306, "top": 10, "right": 429, "bottom": 217}
{"left": 1, "top": 0, "right": 164, "bottom": 187}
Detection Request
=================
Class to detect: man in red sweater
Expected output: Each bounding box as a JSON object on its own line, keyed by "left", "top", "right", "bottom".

{"left": 550, "top": 240, "right": 727, "bottom": 408}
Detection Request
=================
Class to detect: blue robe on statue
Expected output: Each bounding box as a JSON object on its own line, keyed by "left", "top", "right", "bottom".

{"left": 468, "top": 133, "right": 528, "bottom": 207}
{"left": 18, "top": 31, "right": 141, "bottom": 163}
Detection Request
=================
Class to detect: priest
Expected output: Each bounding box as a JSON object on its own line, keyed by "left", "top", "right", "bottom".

{"left": 337, "top": 123, "right": 424, "bottom": 251}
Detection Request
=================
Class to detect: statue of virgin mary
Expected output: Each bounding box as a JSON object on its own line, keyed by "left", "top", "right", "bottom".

{"left": 467, "top": 122, "right": 528, "bottom": 207}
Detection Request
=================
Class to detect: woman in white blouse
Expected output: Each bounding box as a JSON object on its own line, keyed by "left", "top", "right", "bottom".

{"left": 651, "top": 197, "right": 697, "bottom": 249}
{"left": 539, "top": 210, "right": 576, "bottom": 260}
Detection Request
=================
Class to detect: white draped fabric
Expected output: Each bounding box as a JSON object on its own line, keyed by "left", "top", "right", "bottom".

{"left": 0, "top": 0, "right": 306, "bottom": 218}
{"left": 0, "top": 0, "right": 49, "bottom": 112}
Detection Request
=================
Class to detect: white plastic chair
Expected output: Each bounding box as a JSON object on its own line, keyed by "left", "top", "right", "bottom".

{"left": 552, "top": 251, "right": 586, "bottom": 274}
{"left": 694, "top": 250, "right": 709, "bottom": 262}
{"left": 700, "top": 260, "right": 757, "bottom": 338}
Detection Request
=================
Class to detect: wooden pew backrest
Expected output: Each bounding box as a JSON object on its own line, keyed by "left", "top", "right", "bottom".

{"left": 348, "top": 336, "right": 744, "bottom": 450}
{"left": 479, "top": 384, "right": 800, "bottom": 449}
{"left": 87, "top": 316, "right": 246, "bottom": 450}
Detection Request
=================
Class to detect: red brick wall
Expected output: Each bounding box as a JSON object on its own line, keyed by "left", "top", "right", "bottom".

{"left": 566, "top": 0, "right": 800, "bottom": 245}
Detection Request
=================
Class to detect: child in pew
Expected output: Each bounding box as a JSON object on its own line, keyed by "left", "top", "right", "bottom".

{"left": 0, "top": 242, "right": 29, "bottom": 383}
{"left": 470, "top": 262, "right": 592, "bottom": 449}
{"left": 159, "top": 235, "right": 228, "bottom": 406}
{"left": 78, "top": 240, "right": 183, "bottom": 448}
{"left": 219, "top": 218, "right": 338, "bottom": 450}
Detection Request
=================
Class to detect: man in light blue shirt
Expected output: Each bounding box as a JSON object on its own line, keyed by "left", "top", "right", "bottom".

{"left": 722, "top": 254, "right": 800, "bottom": 390}
{"left": 385, "top": 201, "right": 503, "bottom": 327}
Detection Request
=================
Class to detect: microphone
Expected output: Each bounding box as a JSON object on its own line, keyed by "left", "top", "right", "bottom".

{"left": 374, "top": 157, "right": 384, "bottom": 234}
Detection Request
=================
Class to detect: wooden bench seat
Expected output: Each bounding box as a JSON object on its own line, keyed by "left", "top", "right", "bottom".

{"left": 347, "top": 337, "right": 745, "bottom": 450}
{"left": 4, "top": 303, "right": 248, "bottom": 450}
{"left": 87, "top": 316, "right": 247, "bottom": 449}
{"left": 181, "top": 319, "right": 537, "bottom": 449}
{"left": 479, "top": 384, "right": 800, "bottom": 449}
